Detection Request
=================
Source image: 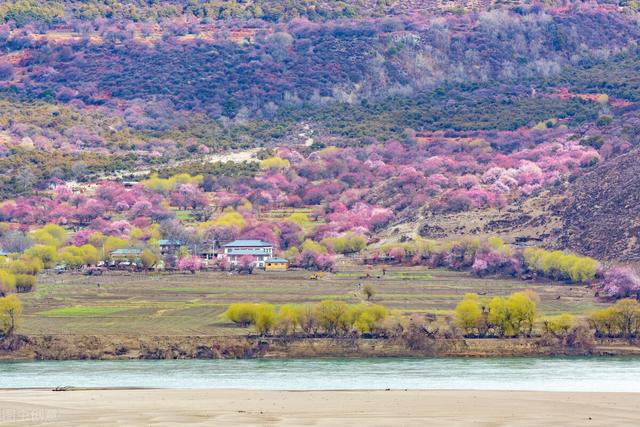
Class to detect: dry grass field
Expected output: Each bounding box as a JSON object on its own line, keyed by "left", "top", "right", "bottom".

{"left": 18, "top": 267, "right": 608, "bottom": 337}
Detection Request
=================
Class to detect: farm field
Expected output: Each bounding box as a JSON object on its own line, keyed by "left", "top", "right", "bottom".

{"left": 18, "top": 267, "right": 608, "bottom": 337}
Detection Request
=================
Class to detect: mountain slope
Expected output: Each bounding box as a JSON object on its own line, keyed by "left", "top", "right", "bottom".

{"left": 553, "top": 147, "right": 640, "bottom": 262}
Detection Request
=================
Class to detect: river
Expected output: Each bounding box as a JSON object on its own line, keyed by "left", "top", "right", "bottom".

{"left": 1, "top": 358, "right": 640, "bottom": 391}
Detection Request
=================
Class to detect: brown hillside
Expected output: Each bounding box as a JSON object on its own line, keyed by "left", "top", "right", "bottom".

{"left": 553, "top": 148, "right": 640, "bottom": 262}
{"left": 377, "top": 190, "right": 564, "bottom": 249}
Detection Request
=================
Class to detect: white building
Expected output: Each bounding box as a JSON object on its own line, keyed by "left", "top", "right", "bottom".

{"left": 223, "top": 240, "right": 273, "bottom": 268}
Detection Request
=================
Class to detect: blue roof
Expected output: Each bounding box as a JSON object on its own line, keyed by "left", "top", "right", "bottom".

{"left": 111, "top": 248, "right": 143, "bottom": 255}
{"left": 159, "top": 239, "right": 182, "bottom": 245}
{"left": 265, "top": 257, "right": 288, "bottom": 263}
{"left": 224, "top": 240, "right": 272, "bottom": 248}
{"left": 226, "top": 249, "right": 270, "bottom": 256}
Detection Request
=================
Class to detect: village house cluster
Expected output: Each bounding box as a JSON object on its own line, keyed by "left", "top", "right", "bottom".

{"left": 109, "top": 239, "right": 288, "bottom": 272}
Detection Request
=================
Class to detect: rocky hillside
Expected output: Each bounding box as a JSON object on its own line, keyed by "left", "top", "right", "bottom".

{"left": 553, "top": 147, "right": 640, "bottom": 262}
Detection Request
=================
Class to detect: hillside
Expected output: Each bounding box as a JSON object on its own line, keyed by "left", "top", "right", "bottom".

{"left": 0, "top": 0, "right": 638, "bottom": 280}
{"left": 1, "top": 5, "right": 638, "bottom": 195}
{"left": 553, "top": 146, "right": 640, "bottom": 262}
{"left": 388, "top": 136, "right": 640, "bottom": 263}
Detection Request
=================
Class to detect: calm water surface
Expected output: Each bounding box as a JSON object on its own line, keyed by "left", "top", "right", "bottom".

{"left": 1, "top": 358, "right": 639, "bottom": 391}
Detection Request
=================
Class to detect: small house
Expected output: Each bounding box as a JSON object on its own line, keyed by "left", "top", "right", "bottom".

{"left": 159, "top": 239, "right": 183, "bottom": 256}
{"left": 265, "top": 257, "right": 289, "bottom": 271}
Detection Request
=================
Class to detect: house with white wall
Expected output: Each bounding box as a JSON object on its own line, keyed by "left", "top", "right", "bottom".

{"left": 223, "top": 240, "right": 273, "bottom": 268}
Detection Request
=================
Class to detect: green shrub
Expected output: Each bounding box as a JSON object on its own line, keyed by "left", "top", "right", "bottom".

{"left": 0, "top": 270, "right": 16, "bottom": 295}
{"left": 591, "top": 299, "right": 640, "bottom": 338}
{"left": 487, "top": 291, "right": 538, "bottom": 337}
{"left": 353, "top": 304, "right": 388, "bottom": 333}
{"left": 316, "top": 300, "right": 351, "bottom": 335}
{"left": 224, "top": 303, "right": 257, "bottom": 327}
{"left": 321, "top": 234, "right": 367, "bottom": 254}
{"left": 543, "top": 314, "right": 574, "bottom": 336}
{"left": 254, "top": 304, "right": 277, "bottom": 335}
{"left": 454, "top": 293, "right": 482, "bottom": 334}
{"left": 524, "top": 248, "right": 598, "bottom": 283}
{"left": 224, "top": 301, "right": 389, "bottom": 337}
{"left": 276, "top": 304, "right": 299, "bottom": 336}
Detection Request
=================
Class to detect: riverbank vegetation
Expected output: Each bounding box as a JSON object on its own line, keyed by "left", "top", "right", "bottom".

{"left": 455, "top": 291, "right": 537, "bottom": 337}
{"left": 453, "top": 291, "right": 640, "bottom": 341}
{"left": 225, "top": 301, "right": 389, "bottom": 336}
{"left": 218, "top": 285, "right": 607, "bottom": 348}
{"left": 589, "top": 299, "right": 640, "bottom": 339}
{"left": 0, "top": 294, "right": 22, "bottom": 338}
{"left": 216, "top": 286, "right": 638, "bottom": 346}
{"left": 224, "top": 292, "right": 540, "bottom": 339}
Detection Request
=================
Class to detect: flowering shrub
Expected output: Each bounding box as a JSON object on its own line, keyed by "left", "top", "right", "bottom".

{"left": 388, "top": 247, "right": 406, "bottom": 262}
{"left": 294, "top": 250, "right": 335, "bottom": 271}
{"left": 372, "top": 238, "right": 600, "bottom": 285}
{"left": 600, "top": 267, "right": 640, "bottom": 300}
{"left": 177, "top": 256, "right": 203, "bottom": 273}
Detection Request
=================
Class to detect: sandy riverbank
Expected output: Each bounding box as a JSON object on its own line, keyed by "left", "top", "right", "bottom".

{"left": 0, "top": 389, "right": 638, "bottom": 426}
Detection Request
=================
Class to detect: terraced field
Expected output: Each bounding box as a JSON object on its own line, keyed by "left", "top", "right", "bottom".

{"left": 18, "top": 267, "right": 608, "bottom": 337}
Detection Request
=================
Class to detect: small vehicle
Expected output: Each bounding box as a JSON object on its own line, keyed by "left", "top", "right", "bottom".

{"left": 54, "top": 265, "right": 67, "bottom": 274}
